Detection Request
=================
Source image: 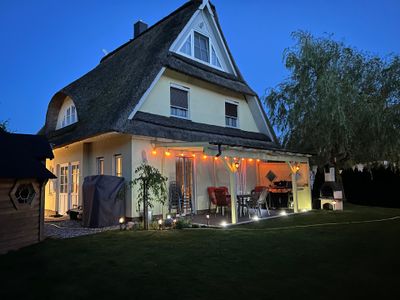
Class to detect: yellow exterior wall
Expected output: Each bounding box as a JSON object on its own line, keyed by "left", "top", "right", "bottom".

{"left": 45, "top": 134, "right": 132, "bottom": 214}
{"left": 139, "top": 70, "right": 260, "bottom": 133}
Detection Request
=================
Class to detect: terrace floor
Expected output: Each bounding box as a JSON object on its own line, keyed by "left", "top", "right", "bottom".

{"left": 189, "top": 208, "right": 293, "bottom": 226}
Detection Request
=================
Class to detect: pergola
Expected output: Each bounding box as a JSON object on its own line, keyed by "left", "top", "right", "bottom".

{"left": 155, "top": 141, "right": 312, "bottom": 224}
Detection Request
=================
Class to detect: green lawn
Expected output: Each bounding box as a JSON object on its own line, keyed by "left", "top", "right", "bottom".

{"left": 1, "top": 203, "right": 400, "bottom": 299}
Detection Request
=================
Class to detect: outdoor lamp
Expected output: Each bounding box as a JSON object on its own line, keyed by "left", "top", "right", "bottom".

{"left": 158, "top": 218, "right": 163, "bottom": 230}
{"left": 206, "top": 214, "right": 210, "bottom": 226}
{"left": 167, "top": 214, "right": 171, "bottom": 219}
{"left": 220, "top": 221, "right": 227, "bottom": 228}
{"left": 252, "top": 215, "right": 259, "bottom": 221}
{"left": 119, "top": 217, "right": 125, "bottom": 230}
{"left": 234, "top": 161, "right": 240, "bottom": 169}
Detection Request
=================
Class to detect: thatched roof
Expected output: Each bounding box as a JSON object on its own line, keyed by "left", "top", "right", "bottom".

{"left": 41, "top": 0, "right": 278, "bottom": 150}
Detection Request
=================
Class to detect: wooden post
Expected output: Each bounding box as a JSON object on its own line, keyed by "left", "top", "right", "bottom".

{"left": 288, "top": 162, "right": 299, "bottom": 213}
{"left": 221, "top": 158, "right": 237, "bottom": 224}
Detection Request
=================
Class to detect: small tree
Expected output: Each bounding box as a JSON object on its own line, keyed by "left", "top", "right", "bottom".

{"left": 130, "top": 163, "right": 168, "bottom": 230}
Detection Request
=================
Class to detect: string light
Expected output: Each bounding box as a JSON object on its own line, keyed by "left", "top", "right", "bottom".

{"left": 165, "top": 151, "right": 171, "bottom": 157}
{"left": 248, "top": 158, "right": 253, "bottom": 162}
{"left": 241, "top": 158, "right": 245, "bottom": 161}
{"left": 214, "top": 157, "right": 218, "bottom": 161}
{"left": 180, "top": 153, "right": 184, "bottom": 157}
{"left": 256, "top": 159, "right": 260, "bottom": 162}
{"left": 151, "top": 150, "right": 157, "bottom": 155}
{"left": 192, "top": 154, "right": 196, "bottom": 158}
{"left": 202, "top": 155, "right": 207, "bottom": 159}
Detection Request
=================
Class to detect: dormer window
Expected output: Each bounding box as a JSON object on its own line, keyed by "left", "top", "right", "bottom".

{"left": 56, "top": 97, "right": 78, "bottom": 130}
{"left": 179, "top": 30, "right": 222, "bottom": 70}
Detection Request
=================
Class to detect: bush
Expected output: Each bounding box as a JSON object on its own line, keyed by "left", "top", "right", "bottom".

{"left": 175, "top": 218, "right": 191, "bottom": 229}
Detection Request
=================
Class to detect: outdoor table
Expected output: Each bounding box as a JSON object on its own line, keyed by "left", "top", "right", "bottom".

{"left": 237, "top": 194, "right": 251, "bottom": 217}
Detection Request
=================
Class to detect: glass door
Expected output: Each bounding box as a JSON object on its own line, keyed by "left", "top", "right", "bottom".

{"left": 176, "top": 157, "right": 194, "bottom": 214}
{"left": 70, "top": 162, "right": 80, "bottom": 209}
{"left": 58, "top": 164, "right": 69, "bottom": 215}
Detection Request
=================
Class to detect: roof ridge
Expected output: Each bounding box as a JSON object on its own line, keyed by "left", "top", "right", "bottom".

{"left": 100, "top": 0, "right": 201, "bottom": 63}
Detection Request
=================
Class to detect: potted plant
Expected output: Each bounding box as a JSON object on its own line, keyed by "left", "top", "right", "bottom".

{"left": 130, "top": 163, "right": 168, "bottom": 230}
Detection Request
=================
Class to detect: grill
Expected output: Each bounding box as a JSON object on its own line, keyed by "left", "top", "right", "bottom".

{"left": 319, "top": 167, "right": 343, "bottom": 210}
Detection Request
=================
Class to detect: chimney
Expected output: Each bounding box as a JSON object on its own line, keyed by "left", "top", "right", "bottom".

{"left": 134, "top": 21, "right": 148, "bottom": 38}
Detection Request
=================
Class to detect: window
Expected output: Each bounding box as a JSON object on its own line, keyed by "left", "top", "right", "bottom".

{"left": 178, "top": 31, "right": 223, "bottom": 70}
{"left": 114, "top": 155, "right": 122, "bottom": 177}
{"left": 211, "top": 46, "right": 221, "bottom": 68}
{"left": 170, "top": 86, "right": 189, "bottom": 118}
{"left": 194, "top": 32, "right": 210, "bottom": 62}
{"left": 61, "top": 105, "right": 77, "bottom": 128}
{"left": 180, "top": 35, "right": 192, "bottom": 56}
{"left": 97, "top": 157, "right": 104, "bottom": 175}
{"left": 225, "top": 102, "right": 238, "bottom": 128}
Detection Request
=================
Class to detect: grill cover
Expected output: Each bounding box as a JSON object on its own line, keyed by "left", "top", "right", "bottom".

{"left": 82, "top": 175, "right": 125, "bottom": 228}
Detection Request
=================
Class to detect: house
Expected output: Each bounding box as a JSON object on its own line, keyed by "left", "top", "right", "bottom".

{"left": 0, "top": 131, "right": 55, "bottom": 254}
{"left": 40, "top": 0, "right": 312, "bottom": 224}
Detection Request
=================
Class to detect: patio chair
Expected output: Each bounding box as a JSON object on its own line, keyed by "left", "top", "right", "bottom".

{"left": 214, "top": 187, "right": 231, "bottom": 216}
{"left": 248, "top": 188, "right": 270, "bottom": 218}
{"left": 169, "top": 181, "right": 182, "bottom": 215}
{"left": 207, "top": 187, "right": 217, "bottom": 212}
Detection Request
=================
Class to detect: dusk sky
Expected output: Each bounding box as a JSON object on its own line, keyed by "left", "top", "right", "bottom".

{"left": 1, "top": 0, "right": 399, "bottom": 134}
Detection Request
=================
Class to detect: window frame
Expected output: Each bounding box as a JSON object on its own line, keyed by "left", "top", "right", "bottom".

{"left": 170, "top": 83, "right": 190, "bottom": 120}
{"left": 96, "top": 157, "right": 104, "bottom": 175}
{"left": 178, "top": 29, "right": 224, "bottom": 71}
{"left": 114, "top": 154, "right": 122, "bottom": 177}
{"left": 225, "top": 100, "right": 239, "bottom": 128}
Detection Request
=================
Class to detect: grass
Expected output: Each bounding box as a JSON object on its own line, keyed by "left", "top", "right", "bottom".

{"left": 1, "top": 203, "right": 400, "bottom": 299}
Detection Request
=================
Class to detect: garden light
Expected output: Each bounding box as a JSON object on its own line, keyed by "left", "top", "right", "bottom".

{"left": 280, "top": 211, "right": 287, "bottom": 216}
{"left": 167, "top": 214, "right": 171, "bottom": 219}
{"left": 119, "top": 217, "right": 125, "bottom": 230}
{"left": 220, "top": 221, "right": 227, "bottom": 227}
{"left": 206, "top": 214, "right": 210, "bottom": 226}
{"left": 252, "top": 215, "right": 259, "bottom": 221}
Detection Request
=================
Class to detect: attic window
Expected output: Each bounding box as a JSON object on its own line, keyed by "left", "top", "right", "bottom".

{"left": 178, "top": 30, "right": 223, "bottom": 70}
{"left": 180, "top": 35, "right": 192, "bottom": 56}
{"left": 56, "top": 97, "right": 78, "bottom": 130}
{"left": 194, "top": 32, "right": 209, "bottom": 62}
{"left": 225, "top": 101, "right": 238, "bottom": 128}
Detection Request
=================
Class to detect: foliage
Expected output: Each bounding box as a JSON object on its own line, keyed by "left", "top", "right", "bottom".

{"left": 0, "top": 120, "right": 9, "bottom": 133}
{"left": 130, "top": 163, "right": 168, "bottom": 211}
{"left": 265, "top": 31, "right": 400, "bottom": 167}
{"left": 175, "top": 218, "right": 192, "bottom": 229}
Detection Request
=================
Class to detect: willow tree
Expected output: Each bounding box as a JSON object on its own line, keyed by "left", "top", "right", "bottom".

{"left": 265, "top": 31, "right": 400, "bottom": 168}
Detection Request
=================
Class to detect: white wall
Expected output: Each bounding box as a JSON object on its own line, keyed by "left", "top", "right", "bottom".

{"left": 139, "top": 70, "right": 261, "bottom": 133}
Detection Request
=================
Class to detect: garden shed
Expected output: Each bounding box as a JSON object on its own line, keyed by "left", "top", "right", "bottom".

{"left": 0, "top": 131, "right": 55, "bottom": 254}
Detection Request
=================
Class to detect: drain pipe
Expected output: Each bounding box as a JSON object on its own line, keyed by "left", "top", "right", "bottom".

{"left": 215, "top": 144, "right": 222, "bottom": 157}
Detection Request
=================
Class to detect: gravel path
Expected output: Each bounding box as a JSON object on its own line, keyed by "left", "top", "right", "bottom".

{"left": 45, "top": 220, "right": 119, "bottom": 239}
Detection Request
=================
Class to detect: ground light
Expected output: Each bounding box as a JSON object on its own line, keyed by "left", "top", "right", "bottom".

{"left": 206, "top": 214, "right": 210, "bottom": 226}
{"left": 220, "top": 221, "right": 227, "bottom": 227}
{"left": 158, "top": 219, "right": 163, "bottom": 230}
{"left": 279, "top": 211, "right": 287, "bottom": 216}
{"left": 119, "top": 217, "right": 125, "bottom": 230}
{"left": 252, "top": 215, "right": 260, "bottom": 221}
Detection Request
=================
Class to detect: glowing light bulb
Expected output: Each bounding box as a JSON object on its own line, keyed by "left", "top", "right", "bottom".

{"left": 165, "top": 151, "right": 171, "bottom": 157}
{"left": 220, "top": 221, "right": 227, "bottom": 227}
{"left": 151, "top": 150, "right": 157, "bottom": 155}
{"left": 203, "top": 155, "right": 207, "bottom": 159}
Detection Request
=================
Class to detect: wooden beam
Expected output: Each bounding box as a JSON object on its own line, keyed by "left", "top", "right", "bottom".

{"left": 221, "top": 158, "right": 237, "bottom": 224}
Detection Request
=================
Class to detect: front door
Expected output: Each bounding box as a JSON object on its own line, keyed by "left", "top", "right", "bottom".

{"left": 58, "top": 162, "right": 80, "bottom": 215}
{"left": 176, "top": 157, "right": 194, "bottom": 214}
